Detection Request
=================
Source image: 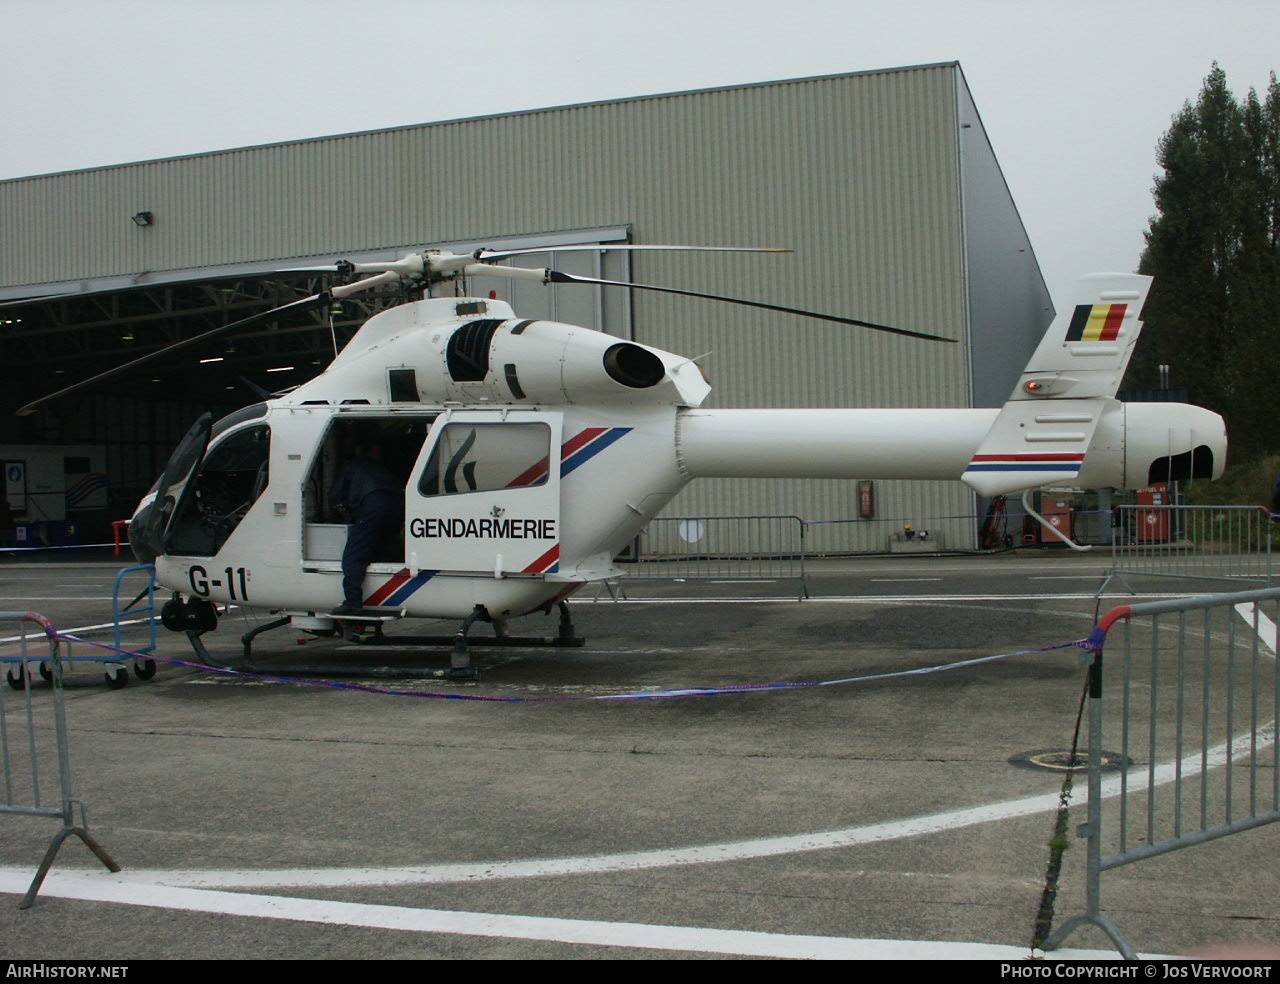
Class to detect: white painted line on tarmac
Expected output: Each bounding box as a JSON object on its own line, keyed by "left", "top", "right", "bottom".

{"left": 0, "top": 614, "right": 150, "bottom": 644}
{"left": 0, "top": 870, "right": 1134, "bottom": 960}
{"left": 114, "top": 793, "right": 1072, "bottom": 889}
{"left": 0, "top": 725, "right": 1243, "bottom": 958}
{"left": 0, "top": 597, "right": 116, "bottom": 603}
{"left": 1234, "top": 602, "right": 1278, "bottom": 653}
{"left": 97, "top": 716, "right": 1275, "bottom": 894}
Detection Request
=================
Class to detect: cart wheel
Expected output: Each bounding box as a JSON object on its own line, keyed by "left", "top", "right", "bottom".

{"left": 38, "top": 662, "right": 53, "bottom": 683}
{"left": 7, "top": 667, "right": 28, "bottom": 690}
{"left": 133, "top": 659, "right": 157, "bottom": 681}
{"left": 104, "top": 667, "right": 128, "bottom": 690}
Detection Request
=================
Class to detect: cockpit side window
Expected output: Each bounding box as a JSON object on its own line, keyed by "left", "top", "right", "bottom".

{"left": 167, "top": 424, "right": 271, "bottom": 556}
{"left": 417, "top": 422, "right": 551, "bottom": 496}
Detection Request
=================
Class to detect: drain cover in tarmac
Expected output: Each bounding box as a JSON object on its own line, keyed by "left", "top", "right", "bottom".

{"left": 1008, "top": 748, "right": 1128, "bottom": 772}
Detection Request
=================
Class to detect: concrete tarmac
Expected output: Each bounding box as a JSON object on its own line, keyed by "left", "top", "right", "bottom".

{"left": 0, "top": 551, "right": 1277, "bottom": 960}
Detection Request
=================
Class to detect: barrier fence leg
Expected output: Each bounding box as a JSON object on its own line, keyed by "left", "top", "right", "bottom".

{"left": 20, "top": 819, "right": 122, "bottom": 909}
{"left": 1043, "top": 648, "right": 1139, "bottom": 959}
{"left": 10, "top": 621, "right": 123, "bottom": 908}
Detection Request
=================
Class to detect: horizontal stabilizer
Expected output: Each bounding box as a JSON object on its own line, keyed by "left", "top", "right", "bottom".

{"left": 962, "top": 398, "right": 1106, "bottom": 496}
{"left": 962, "top": 273, "right": 1151, "bottom": 497}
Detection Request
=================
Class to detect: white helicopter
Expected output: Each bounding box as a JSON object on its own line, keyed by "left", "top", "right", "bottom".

{"left": 17, "top": 247, "right": 1227, "bottom": 675}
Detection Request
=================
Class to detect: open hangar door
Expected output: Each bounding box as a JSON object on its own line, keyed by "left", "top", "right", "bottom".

{"left": 0, "top": 230, "right": 634, "bottom": 542}
{"left": 0, "top": 272, "right": 387, "bottom": 541}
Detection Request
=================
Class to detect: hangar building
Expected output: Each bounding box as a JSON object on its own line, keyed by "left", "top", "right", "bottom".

{"left": 0, "top": 62, "right": 1050, "bottom": 551}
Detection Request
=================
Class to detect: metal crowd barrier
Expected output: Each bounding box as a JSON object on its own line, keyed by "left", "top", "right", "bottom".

{"left": 1109, "top": 504, "right": 1275, "bottom": 587}
{"left": 113, "top": 564, "right": 158, "bottom": 684}
{"left": 624, "top": 515, "right": 809, "bottom": 598}
{"left": 1045, "top": 586, "right": 1280, "bottom": 958}
{"left": 1, "top": 612, "right": 120, "bottom": 907}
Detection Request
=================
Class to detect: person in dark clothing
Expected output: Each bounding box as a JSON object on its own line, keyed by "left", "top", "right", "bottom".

{"left": 329, "top": 441, "right": 404, "bottom": 615}
{"left": 0, "top": 495, "right": 13, "bottom": 549}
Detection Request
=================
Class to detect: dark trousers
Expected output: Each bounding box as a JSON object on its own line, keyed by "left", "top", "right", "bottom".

{"left": 342, "top": 490, "right": 403, "bottom": 607}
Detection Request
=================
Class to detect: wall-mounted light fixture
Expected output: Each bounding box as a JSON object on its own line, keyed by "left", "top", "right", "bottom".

{"left": 131, "top": 211, "right": 154, "bottom": 227}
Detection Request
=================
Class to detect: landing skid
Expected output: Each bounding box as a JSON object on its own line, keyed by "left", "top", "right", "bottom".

{"left": 183, "top": 602, "right": 585, "bottom": 681}
{"left": 349, "top": 601, "right": 585, "bottom": 679}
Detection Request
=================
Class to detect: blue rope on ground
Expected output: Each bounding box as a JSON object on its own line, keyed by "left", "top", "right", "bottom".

{"left": 49, "top": 628, "right": 1096, "bottom": 703}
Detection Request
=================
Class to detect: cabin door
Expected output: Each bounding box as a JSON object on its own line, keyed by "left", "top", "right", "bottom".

{"left": 406, "top": 410, "right": 563, "bottom": 576}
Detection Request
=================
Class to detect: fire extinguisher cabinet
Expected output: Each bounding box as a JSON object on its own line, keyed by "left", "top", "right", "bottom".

{"left": 1136, "top": 484, "right": 1170, "bottom": 542}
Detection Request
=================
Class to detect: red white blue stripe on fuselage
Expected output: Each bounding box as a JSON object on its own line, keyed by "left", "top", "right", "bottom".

{"left": 364, "top": 568, "right": 439, "bottom": 607}
{"left": 560, "top": 426, "right": 632, "bottom": 476}
{"left": 506, "top": 426, "right": 634, "bottom": 487}
{"left": 965, "top": 452, "right": 1085, "bottom": 473}
{"left": 521, "top": 543, "right": 561, "bottom": 575}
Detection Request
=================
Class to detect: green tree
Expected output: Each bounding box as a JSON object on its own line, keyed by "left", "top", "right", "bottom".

{"left": 1128, "top": 64, "right": 1280, "bottom": 462}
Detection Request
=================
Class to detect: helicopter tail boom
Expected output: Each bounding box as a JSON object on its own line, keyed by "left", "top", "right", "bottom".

{"left": 676, "top": 401, "right": 1224, "bottom": 491}
{"left": 677, "top": 408, "right": 988, "bottom": 481}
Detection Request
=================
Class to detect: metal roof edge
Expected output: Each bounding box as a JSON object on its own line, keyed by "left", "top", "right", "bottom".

{"left": 1, "top": 62, "right": 964, "bottom": 184}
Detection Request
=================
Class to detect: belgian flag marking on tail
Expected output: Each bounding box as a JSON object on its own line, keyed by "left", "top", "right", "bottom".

{"left": 1065, "top": 303, "right": 1127, "bottom": 342}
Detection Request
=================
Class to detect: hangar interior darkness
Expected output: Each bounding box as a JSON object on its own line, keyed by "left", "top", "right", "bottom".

{"left": 2, "top": 274, "right": 389, "bottom": 524}
{"left": 0, "top": 238, "right": 631, "bottom": 540}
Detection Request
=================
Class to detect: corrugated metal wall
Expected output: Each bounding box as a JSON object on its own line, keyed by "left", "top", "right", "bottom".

{"left": 1, "top": 64, "right": 1045, "bottom": 548}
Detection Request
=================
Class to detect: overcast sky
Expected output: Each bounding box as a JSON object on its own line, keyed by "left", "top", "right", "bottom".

{"left": 2, "top": 0, "right": 1277, "bottom": 295}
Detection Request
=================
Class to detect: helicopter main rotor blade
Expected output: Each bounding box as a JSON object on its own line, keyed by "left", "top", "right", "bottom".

{"left": 16, "top": 291, "right": 330, "bottom": 416}
{"left": 16, "top": 270, "right": 403, "bottom": 416}
{"left": 282, "top": 245, "right": 792, "bottom": 282}
{"left": 1, "top": 291, "right": 69, "bottom": 309}
{"left": 541, "top": 270, "right": 957, "bottom": 342}
{"left": 472, "top": 244, "right": 792, "bottom": 262}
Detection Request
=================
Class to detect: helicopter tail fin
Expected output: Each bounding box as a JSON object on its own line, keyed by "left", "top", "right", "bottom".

{"left": 961, "top": 273, "right": 1151, "bottom": 498}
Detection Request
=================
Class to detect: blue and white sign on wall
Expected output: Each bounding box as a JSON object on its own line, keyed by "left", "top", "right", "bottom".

{"left": 4, "top": 461, "right": 26, "bottom": 512}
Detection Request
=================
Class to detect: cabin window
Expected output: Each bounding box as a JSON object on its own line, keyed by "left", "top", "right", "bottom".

{"left": 210, "top": 402, "right": 268, "bottom": 440}
{"left": 418, "top": 423, "right": 551, "bottom": 496}
{"left": 168, "top": 424, "right": 271, "bottom": 556}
